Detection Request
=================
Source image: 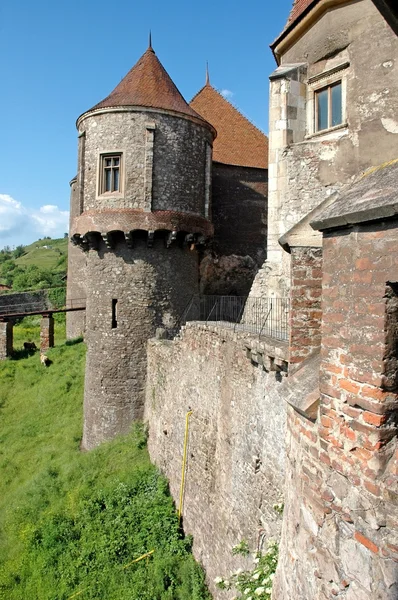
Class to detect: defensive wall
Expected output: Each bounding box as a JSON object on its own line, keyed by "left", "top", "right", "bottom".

{"left": 145, "top": 322, "right": 288, "bottom": 599}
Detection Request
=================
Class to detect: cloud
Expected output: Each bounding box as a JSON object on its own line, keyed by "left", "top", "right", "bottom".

{"left": 0, "top": 194, "right": 69, "bottom": 246}
{"left": 220, "top": 89, "right": 234, "bottom": 99}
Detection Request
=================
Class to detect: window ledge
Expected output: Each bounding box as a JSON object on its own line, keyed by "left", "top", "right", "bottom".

{"left": 305, "top": 122, "right": 348, "bottom": 140}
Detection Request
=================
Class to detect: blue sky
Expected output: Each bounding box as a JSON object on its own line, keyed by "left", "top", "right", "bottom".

{"left": 0, "top": 0, "right": 292, "bottom": 249}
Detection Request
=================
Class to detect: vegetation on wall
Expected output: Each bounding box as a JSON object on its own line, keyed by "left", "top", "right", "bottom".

{"left": 0, "top": 320, "right": 210, "bottom": 600}
{"left": 215, "top": 540, "right": 278, "bottom": 600}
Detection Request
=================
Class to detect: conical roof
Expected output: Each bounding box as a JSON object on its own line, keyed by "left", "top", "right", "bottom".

{"left": 87, "top": 45, "right": 206, "bottom": 122}
{"left": 190, "top": 82, "right": 268, "bottom": 169}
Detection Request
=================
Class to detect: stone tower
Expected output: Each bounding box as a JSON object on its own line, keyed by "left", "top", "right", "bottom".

{"left": 68, "top": 42, "right": 215, "bottom": 449}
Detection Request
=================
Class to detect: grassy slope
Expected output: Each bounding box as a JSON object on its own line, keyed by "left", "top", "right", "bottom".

{"left": 0, "top": 323, "right": 210, "bottom": 600}
{"left": 15, "top": 238, "right": 68, "bottom": 270}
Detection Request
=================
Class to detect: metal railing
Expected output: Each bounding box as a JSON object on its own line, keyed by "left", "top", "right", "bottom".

{"left": 174, "top": 295, "right": 290, "bottom": 341}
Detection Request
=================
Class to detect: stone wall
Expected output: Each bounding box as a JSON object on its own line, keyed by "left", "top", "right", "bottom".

{"left": 289, "top": 246, "right": 322, "bottom": 369}
{"left": 145, "top": 322, "right": 287, "bottom": 599}
{"left": 67, "top": 178, "right": 86, "bottom": 339}
{"left": 273, "top": 220, "right": 398, "bottom": 599}
{"left": 82, "top": 235, "right": 199, "bottom": 450}
{"left": 0, "top": 290, "right": 48, "bottom": 313}
{"left": 211, "top": 163, "right": 267, "bottom": 264}
{"left": 77, "top": 110, "right": 213, "bottom": 215}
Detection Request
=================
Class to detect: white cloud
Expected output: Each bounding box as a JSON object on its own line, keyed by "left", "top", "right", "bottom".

{"left": 220, "top": 89, "right": 234, "bottom": 99}
{"left": 0, "top": 194, "right": 69, "bottom": 247}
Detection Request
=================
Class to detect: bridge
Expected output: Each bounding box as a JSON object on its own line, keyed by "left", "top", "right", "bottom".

{"left": 0, "top": 289, "right": 86, "bottom": 359}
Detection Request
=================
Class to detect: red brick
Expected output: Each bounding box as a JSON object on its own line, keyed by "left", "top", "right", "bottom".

{"left": 340, "top": 379, "right": 361, "bottom": 394}
{"left": 354, "top": 531, "right": 379, "bottom": 554}
{"left": 364, "top": 480, "right": 381, "bottom": 496}
{"left": 363, "top": 412, "right": 386, "bottom": 426}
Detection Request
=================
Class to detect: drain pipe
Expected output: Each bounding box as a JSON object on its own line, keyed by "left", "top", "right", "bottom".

{"left": 178, "top": 410, "right": 193, "bottom": 524}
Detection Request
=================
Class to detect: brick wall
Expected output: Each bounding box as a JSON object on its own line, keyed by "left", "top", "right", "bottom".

{"left": 273, "top": 220, "right": 398, "bottom": 599}
{"left": 211, "top": 163, "right": 267, "bottom": 264}
{"left": 145, "top": 322, "right": 288, "bottom": 599}
{"left": 289, "top": 246, "right": 323, "bottom": 369}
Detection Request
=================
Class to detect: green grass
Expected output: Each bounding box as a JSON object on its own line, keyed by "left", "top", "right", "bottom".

{"left": 0, "top": 320, "right": 210, "bottom": 600}
{"left": 15, "top": 238, "right": 67, "bottom": 271}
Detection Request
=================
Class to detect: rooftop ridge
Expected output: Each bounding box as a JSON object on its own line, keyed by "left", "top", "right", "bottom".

{"left": 190, "top": 82, "right": 268, "bottom": 169}
{"left": 190, "top": 82, "right": 267, "bottom": 138}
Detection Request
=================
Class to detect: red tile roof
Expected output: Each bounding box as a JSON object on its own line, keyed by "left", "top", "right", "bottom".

{"left": 286, "top": 0, "right": 317, "bottom": 27}
{"left": 88, "top": 46, "right": 207, "bottom": 123}
{"left": 190, "top": 83, "right": 268, "bottom": 169}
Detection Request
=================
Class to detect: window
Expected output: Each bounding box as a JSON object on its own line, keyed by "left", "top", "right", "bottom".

{"left": 306, "top": 61, "right": 349, "bottom": 137}
{"left": 315, "top": 82, "right": 342, "bottom": 132}
{"left": 99, "top": 153, "right": 122, "bottom": 195}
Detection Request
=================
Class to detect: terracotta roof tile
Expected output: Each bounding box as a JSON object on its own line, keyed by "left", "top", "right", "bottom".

{"left": 286, "top": 0, "right": 318, "bottom": 27}
{"left": 88, "top": 46, "right": 206, "bottom": 123}
{"left": 190, "top": 83, "right": 268, "bottom": 169}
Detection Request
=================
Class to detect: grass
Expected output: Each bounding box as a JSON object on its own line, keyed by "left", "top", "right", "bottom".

{"left": 0, "top": 319, "right": 210, "bottom": 600}
{"left": 15, "top": 238, "right": 68, "bottom": 271}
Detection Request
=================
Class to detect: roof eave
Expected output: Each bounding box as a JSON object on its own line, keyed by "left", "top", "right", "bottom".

{"left": 76, "top": 105, "right": 217, "bottom": 139}
{"left": 270, "top": 0, "right": 350, "bottom": 64}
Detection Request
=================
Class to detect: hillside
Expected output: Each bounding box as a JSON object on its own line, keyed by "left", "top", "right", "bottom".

{"left": 15, "top": 237, "right": 68, "bottom": 270}
{"left": 0, "top": 238, "right": 68, "bottom": 291}
{"left": 0, "top": 321, "right": 210, "bottom": 600}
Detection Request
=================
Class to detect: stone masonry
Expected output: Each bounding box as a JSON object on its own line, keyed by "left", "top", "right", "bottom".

{"left": 0, "top": 321, "right": 13, "bottom": 360}
{"left": 273, "top": 219, "right": 398, "bottom": 599}
{"left": 145, "top": 322, "right": 287, "bottom": 599}
{"left": 251, "top": 0, "right": 398, "bottom": 299}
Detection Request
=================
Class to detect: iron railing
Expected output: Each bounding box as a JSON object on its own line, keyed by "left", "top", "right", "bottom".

{"left": 174, "top": 295, "right": 290, "bottom": 341}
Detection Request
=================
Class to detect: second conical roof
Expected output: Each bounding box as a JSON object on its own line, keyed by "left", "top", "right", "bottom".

{"left": 88, "top": 46, "right": 206, "bottom": 122}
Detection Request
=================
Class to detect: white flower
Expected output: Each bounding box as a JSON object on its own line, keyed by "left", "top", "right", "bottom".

{"left": 244, "top": 588, "right": 251, "bottom": 594}
{"left": 253, "top": 557, "right": 260, "bottom": 564}
{"left": 252, "top": 572, "right": 260, "bottom": 580}
{"left": 214, "top": 576, "right": 223, "bottom": 584}
{"left": 255, "top": 587, "right": 265, "bottom": 596}
{"left": 234, "top": 567, "right": 243, "bottom": 575}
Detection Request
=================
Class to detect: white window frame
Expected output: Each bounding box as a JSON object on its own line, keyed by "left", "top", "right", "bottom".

{"left": 97, "top": 151, "right": 124, "bottom": 198}
{"left": 307, "top": 62, "right": 349, "bottom": 137}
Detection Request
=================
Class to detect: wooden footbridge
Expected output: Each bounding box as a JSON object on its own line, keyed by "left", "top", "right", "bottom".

{"left": 0, "top": 289, "right": 86, "bottom": 359}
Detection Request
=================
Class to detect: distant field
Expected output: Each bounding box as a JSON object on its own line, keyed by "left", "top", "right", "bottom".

{"left": 15, "top": 237, "right": 68, "bottom": 270}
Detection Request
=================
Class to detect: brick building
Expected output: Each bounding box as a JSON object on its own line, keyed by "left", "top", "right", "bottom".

{"left": 263, "top": 1, "right": 398, "bottom": 598}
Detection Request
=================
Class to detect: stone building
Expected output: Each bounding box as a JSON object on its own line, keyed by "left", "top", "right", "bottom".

{"left": 190, "top": 76, "right": 268, "bottom": 295}
{"left": 66, "top": 43, "right": 268, "bottom": 449}
{"left": 250, "top": 0, "right": 398, "bottom": 298}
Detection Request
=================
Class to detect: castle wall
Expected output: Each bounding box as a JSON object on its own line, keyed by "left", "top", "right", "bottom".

{"left": 273, "top": 219, "right": 398, "bottom": 599}
{"left": 252, "top": 0, "right": 398, "bottom": 298}
{"left": 145, "top": 322, "right": 287, "bottom": 599}
{"left": 211, "top": 163, "right": 267, "bottom": 264}
{"left": 78, "top": 110, "right": 213, "bottom": 215}
{"left": 199, "top": 164, "right": 268, "bottom": 296}
{"left": 66, "top": 178, "right": 86, "bottom": 339}
{"left": 82, "top": 236, "right": 199, "bottom": 450}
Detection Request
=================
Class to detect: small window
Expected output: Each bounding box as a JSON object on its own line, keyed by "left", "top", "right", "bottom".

{"left": 99, "top": 154, "right": 122, "bottom": 194}
{"left": 315, "top": 82, "right": 342, "bottom": 132}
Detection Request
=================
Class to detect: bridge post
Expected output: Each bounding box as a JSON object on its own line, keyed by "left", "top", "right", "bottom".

{"left": 0, "top": 320, "right": 13, "bottom": 360}
{"left": 40, "top": 314, "right": 54, "bottom": 353}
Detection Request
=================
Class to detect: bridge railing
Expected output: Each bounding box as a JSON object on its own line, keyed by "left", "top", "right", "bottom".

{"left": 173, "top": 295, "right": 290, "bottom": 342}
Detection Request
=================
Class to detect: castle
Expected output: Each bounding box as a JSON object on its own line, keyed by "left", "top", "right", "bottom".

{"left": 66, "top": 1, "right": 398, "bottom": 598}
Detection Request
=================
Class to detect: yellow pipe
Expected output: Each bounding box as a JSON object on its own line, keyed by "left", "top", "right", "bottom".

{"left": 178, "top": 410, "right": 193, "bottom": 523}
{"left": 121, "top": 549, "right": 155, "bottom": 570}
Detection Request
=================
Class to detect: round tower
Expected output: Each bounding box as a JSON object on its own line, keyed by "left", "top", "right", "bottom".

{"left": 70, "top": 43, "right": 215, "bottom": 449}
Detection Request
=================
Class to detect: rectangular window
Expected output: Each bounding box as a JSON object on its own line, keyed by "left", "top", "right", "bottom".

{"left": 315, "top": 82, "right": 342, "bottom": 132}
{"left": 99, "top": 154, "right": 122, "bottom": 194}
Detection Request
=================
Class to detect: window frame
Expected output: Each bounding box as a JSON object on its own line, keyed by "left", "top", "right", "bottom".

{"left": 307, "top": 62, "right": 349, "bottom": 137}
{"left": 97, "top": 151, "right": 124, "bottom": 197}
